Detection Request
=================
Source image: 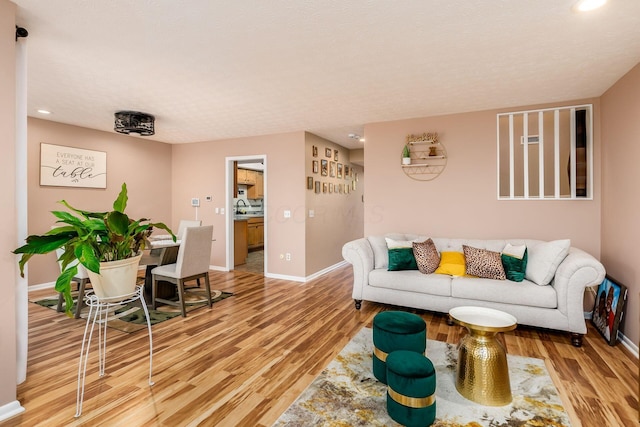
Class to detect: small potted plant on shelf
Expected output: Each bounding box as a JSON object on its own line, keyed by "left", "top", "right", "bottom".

{"left": 13, "top": 182, "right": 175, "bottom": 315}
{"left": 402, "top": 144, "right": 411, "bottom": 165}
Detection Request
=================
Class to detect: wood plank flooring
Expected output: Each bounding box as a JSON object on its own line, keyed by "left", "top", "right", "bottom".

{"left": 5, "top": 265, "right": 638, "bottom": 426}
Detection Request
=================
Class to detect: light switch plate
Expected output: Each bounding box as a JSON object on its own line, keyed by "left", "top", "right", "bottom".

{"left": 309, "top": 209, "right": 314, "bottom": 217}
{"left": 191, "top": 198, "right": 200, "bottom": 207}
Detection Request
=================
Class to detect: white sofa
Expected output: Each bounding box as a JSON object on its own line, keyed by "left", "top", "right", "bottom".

{"left": 342, "top": 233, "right": 605, "bottom": 347}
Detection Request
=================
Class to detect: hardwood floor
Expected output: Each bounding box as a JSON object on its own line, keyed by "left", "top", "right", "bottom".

{"left": 6, "top": 265, "right": 638, "bottom": 426}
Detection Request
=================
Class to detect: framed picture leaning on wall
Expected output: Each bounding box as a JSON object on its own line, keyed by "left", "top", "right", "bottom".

{"left": 591, "top": 275, "right": 628, "bottom": 346}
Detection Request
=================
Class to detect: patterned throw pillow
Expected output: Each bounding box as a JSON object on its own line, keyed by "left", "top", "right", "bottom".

{"left": 412, "top": 239, "right": 440, "bottom": 274}
{"left": 462, "top": 245, "right": 506, "bottom": 280}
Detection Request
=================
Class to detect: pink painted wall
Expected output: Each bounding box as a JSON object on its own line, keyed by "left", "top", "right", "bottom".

{"left": 305, "top": 133, "right": 364, "bottom": 275}
{"left": 363, "top": 98, "right": 602, "bottom": 258}
{"left": 26, "top": 118, "right": 173, "bottom": 285}
{"left": 171, "top": 132, "right": 308, "bottom": 277}
{"left": 601, "top": 62, "right": 640, "bottom": 345}
{"left": 0, "top": 0, "right": 18, "bottom": 411}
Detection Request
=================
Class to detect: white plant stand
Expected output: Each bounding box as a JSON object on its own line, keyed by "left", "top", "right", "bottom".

{"left": 75, "top": 285, "right": 154, "bottom": 417}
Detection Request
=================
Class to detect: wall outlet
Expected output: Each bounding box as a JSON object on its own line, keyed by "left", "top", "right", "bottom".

{"left": 205, "top": 196, "right": 212, "bottom": 202}
{"left": 191, "top": 198, "right": 200, "bottom": 207}
{"left": 215, "top": 207, "right": 219, "bottom": 214}
{"left": 220, "top": 208, "right": 225, "bottom": 215}
{"left": 285, "top": 253, "right": 291, "bottom": 261}
{"left": 309, "top": 209, "right": 314, "bottom": 218}
{"left": 284, "top": 210, "right": 291, "bottom": 218}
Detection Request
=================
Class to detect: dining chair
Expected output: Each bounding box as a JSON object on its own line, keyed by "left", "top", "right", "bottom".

{"left": 55, "top": 248, "right": 91, "bottom": 319}
{"left": 151, "top": 225, "right": 213, "bottom": 317}
{"left": 176, "top": 219, "right": 202, "bottom": 239}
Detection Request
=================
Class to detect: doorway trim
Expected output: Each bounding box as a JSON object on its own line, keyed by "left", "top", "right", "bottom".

{"left": 225, "top": 155, "right": 267, "bottom": 273}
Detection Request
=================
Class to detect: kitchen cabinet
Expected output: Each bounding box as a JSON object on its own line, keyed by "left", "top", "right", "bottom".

{"left": 247, "top": 171, "right": 264, "bottom": 199}
{"left": 247, "top": 217, "right": 264, "bottom": 249}
{"left": 237, "top": 168, "right": 256, "bottom": 185}
{"left": 234, "top": 220, "right": 248, "bottom": 265}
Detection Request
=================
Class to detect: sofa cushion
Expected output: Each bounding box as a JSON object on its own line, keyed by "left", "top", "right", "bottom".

{"left": 462, "top": 245, "right": 506, "bottom": 280}
{"left": 386, "top": 237, "right": 418, "bottom": 271}
{"left": 451, "top": 277, "right": 557, "bottom": 308}
{"left": 526, "top": 239, "right": 571, "bottom": 286}
{"left": 413, "top": 238, "right": 440, "bottom": 274}
{"left": 501, "top": 244, "right": 528, "bottom": 282}
{"left": 435, "top": 252, "right": 466, "bottom": 276}
{"left": 369, "top": 269, "right": 452, "bottom": 297}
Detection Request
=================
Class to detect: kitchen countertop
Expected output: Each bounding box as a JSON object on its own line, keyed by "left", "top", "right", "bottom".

{"left": 234, "top": 214, "right": 264, "bottom": 220}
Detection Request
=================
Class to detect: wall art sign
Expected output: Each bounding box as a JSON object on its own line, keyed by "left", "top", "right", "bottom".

{"left": 40, "top": 143, "right": 107, "bottom": 188}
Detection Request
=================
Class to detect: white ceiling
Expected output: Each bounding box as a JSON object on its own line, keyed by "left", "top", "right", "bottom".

{"left": 13, "top": 0, "right": 640, "bottom": 149}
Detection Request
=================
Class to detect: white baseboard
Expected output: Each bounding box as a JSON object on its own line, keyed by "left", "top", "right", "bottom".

{"left": 618, "top": 331, "right": 639, "bottom": 359}
{"left": 305, "top": 261, "right": 347, "bottom": 282}
{"left": 264, "top": 272, "right": 306, "bottom": 282}
{"left": 28, "top": 282, "right": 55, "bottom": 292}
{"left": 0, "top": 401, "right": 25, "bottom": 422}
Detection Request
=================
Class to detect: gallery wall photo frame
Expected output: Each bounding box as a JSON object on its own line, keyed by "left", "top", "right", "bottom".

{"left": 40, "top": 143, "right": 107, "bottom": 188}
{"left": 591, "top": 275, "right": 628, "bottom": 346}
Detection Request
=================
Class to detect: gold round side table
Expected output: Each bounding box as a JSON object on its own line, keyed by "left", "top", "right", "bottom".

{"left": 449, "top": 306, "right": 517, "bottom": 406}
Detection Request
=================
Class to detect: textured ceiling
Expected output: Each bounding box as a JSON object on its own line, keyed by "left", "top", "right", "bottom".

{"left": 13, "top": 0, "right": 640, "bottom": 149}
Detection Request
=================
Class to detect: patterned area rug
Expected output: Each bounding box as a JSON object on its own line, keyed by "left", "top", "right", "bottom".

{"left": 273, "top": 327, "right": 576, "bottom": 427}
{"left": 31, "top": 287, "right": 233, "bottom": 333}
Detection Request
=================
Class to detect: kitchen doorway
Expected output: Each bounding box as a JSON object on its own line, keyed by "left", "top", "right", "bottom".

{"left": 226, "top": 155, "right": 267, "bottom": 275}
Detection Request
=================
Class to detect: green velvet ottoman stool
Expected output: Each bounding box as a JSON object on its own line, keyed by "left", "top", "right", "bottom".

{"left": 372, "top": 311, "right": 426, "bottom": 384}
{"left": 386, "top": 350, "right": 436, "bottom": 427}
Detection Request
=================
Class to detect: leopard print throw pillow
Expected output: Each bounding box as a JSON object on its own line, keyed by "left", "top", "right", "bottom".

{"left": 413, "top": 238, "right": 440, "bottom": 274}
{"left": 462, "top": 245, "right": 506, "bottom": 280}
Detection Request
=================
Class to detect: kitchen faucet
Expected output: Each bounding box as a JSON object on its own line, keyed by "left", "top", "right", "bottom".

{"left": 235, "top": 199, "right": 248, "bottom": 212}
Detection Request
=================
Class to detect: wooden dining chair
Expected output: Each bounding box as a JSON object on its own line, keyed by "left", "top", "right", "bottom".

{"left": 55, "top": 248, "right": 91, "bottom": 318}
{"left": 151, "top": 225, "right": 213, "bottom": 317}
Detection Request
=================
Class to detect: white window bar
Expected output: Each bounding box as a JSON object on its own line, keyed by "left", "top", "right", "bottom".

{"left": 523, "top": 113, "right": 529, "bottom": 199}
{"left": 570, "top": 108, "right": 576, "bottom": 198}
{"left": 509, "top": 114, "right": 514, "bottom": 198}
{"left": 538, "top": 111, "right": 544, "bottom": 198}
{"left": 554, "top": 109, "right": 560, "bottom": 198}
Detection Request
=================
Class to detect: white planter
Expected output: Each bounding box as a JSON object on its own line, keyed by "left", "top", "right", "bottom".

{"left": 87, "top": 253, "right": 142, "bottom": 302}
{"left": 402, "top": 157, "right": 411, "bottom": 165}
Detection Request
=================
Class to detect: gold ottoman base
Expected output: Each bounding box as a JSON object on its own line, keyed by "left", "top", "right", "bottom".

{"left": 455, "top": 331, "right": 512, "bottom": 406}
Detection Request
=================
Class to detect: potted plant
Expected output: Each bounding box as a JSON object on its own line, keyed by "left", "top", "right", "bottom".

{"left": 402, "top": 144, "right": 411, "bottom": 165}
{"left": 14, "top": 183, "right": 175, "bottom": 314}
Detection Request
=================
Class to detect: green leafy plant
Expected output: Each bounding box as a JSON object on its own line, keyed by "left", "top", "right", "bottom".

{"left": 13, "top": 183, "right": 175, "bottom": 315}
{"left": 402, "top": 144, "right": 411, "bottom": 158}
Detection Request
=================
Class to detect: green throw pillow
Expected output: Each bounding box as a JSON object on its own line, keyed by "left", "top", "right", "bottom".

{"left": 501, "top": 248, "right": 528, "bottom": 282}
{"left": 388, "top": 248, "right": 418, "bottom": 271}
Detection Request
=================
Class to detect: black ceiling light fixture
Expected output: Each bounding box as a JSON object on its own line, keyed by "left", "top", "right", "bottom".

{"left": 114, "top": 111, "right": 155, "bottom": 136}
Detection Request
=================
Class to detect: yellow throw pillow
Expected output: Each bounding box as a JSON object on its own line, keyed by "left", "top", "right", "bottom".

{"left": 435, "top": 251, "right": 467, "bottom": 276}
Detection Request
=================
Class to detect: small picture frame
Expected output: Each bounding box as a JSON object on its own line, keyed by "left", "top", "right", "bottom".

{"left": 325, "top": 148, "right": 332, "bottom": 158}
{"left": 352, "top": 180, "right": 356, "bottom": 191}
{"left": 312, "top": 145, "right": 318, "bottom": 157}
{"left": 334, "top": 150, "right": 339, "bottom": 161}
{"left": 312, "top": 160, "right": 319, "bottom": 174}
{"left": 307, "top": 176, "right": 313, "bottom": 190}
{"left": 315, "top": 181, "right": 321, "bottom": 193}
{"left": 337, "top": 163, "right": 343, "bottom": 179}
{"left": 323, "top": 182, "right": 328, "bottom": 193}
{"left": 321, "top": 159, "right": 328, "bottom": 176}
{"left": 330, "top": 161, "right": 336, "bottom": 178}
{"left": 344, "top": 165, "right": 349, "bottom": 177}
{"left": 329, "top": 183, "right": 333, "bottom": 193}
{"left": 355, "top": 172, "right": 359, "bottom": 181}
{"left": 592, "top": 275, "right": 628, "bottom": 346}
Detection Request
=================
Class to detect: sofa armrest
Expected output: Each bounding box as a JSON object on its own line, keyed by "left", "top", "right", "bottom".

{"left": 342, "top": 238, "right": 374, "bottom": 301}
{"left": 552, "top": 247, "right": 606, "bottom": 333}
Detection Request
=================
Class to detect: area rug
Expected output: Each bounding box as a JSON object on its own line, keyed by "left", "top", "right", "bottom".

{"left": 273, "top": 327, "right": 575, "bottom": 427}
{"left": 31, "top": 287, "right": 233, "bottom": 333}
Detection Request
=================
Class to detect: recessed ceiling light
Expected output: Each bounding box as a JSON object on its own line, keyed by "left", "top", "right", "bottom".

{"left": 359, "top": 137, "right": 365, "bottom": 142}
{"left": 573, "top": 0, "right": 607, "bottom": 12}
{"left": 37, "top": 109, "right": 51, "bottom": 114}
